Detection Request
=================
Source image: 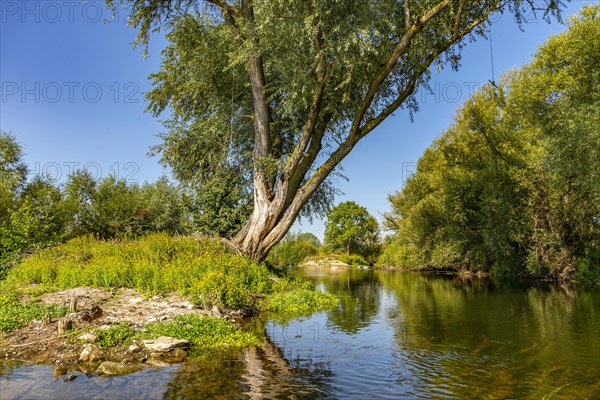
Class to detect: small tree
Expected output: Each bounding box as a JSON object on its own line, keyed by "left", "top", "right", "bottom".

{"left": 325, "top": 201, "right": 379, "bottom": 258}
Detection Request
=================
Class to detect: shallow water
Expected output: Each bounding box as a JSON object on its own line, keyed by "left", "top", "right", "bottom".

{"left": 2, "top": 270, "right": 599, "bottom": 399}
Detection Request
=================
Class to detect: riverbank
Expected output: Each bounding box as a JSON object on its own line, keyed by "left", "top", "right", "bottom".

{"left": 0, "top": 234, "right": 338, "bottom": 373}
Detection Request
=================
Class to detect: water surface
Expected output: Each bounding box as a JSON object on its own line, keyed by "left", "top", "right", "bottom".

{"left": 2, "top": 269, "right": 599, "bottom": 399}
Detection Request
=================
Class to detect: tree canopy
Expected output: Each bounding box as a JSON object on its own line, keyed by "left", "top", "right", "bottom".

{"left": 325, "top": 201, "right": 379, "bottom": 258}
{"left": 107, "top": 0, "right": 563, "bottom": 260}
{"left": 380, "top": 5, "right": 600, "bottom": 285}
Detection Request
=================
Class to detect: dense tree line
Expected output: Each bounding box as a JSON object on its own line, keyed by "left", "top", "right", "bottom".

{"left": 0, "top": 132, "right": 187, "bottom": 277}
{"left": 379, "top": 6, "right": 600, "bottom": 285}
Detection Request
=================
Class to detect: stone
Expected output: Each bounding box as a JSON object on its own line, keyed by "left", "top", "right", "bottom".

{"left": 96, "top": 361, "right": 142, "bottom": 376}
{"left": 128, "top": 343, "right": 141, "bottom": 353}
{"left": 163, "top": 348, "right": 187, "bottom": 363}
{"left": 211, "top": 305, "right": 222, "bottom": 317}
{"left": 78, "top": 332, "right": 97, "bottom": 342}
{"left": 145, "top": 358, "right": 170, "bottom": 367}
{"left": 79, "top": 344, "right": 102, "bottom": 362}
{"left": 142, "top": 336, "right": 189, "bottom": 353}
{"left": 53, "top": 366, "right": 68, "bottom": 377}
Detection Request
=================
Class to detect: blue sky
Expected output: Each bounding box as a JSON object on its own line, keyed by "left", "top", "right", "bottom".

{"left": 1, "top": 0, "right": 595, "bottom": 240}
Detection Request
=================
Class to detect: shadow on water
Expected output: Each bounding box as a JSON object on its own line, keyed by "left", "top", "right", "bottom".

{"left": 2, "top": 270, "right": 599, "bottom": 399}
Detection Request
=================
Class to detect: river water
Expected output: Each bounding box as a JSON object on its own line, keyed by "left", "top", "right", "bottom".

{"left": 2, "top": 268, "right": 599, "bottom": 399}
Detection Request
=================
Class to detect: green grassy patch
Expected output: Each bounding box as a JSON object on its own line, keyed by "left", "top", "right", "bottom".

{"left": 1, "top": 234, "right": 339, "bottom": 345}
{"left": 266, "top": 278, "right": 339, "bottom": 317}
{"left": 139, "top": 314, "right": 261, "bottom": 351}
{"left": 93, "top": 322, "right": 136, "bottom": 348}
{"left": 0, "top": 282, "right": 69, "bottom": 332}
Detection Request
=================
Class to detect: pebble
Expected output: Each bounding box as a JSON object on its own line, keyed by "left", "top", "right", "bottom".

{"left": 78, "top": 332, "right": 97, "bottom": 342}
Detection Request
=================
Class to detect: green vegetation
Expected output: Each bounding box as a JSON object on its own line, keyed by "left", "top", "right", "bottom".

{"left": 109, "top": 0, "right": 563, "bottom": 260}
{"left": 325, "top": 201, "right": 380, "bottom": 265}
{"left": 380, "top": 6, "right": 600, "bottom": 286}
{"left": 93, "top": 322, "right": 136, "bottom": 348}
{"left": 0, "top": 132, "right": 187, "bottom": 279}
{"left": 1, "top": 234, "right": 338, "bottom": 341}
{"left": 141, "top": 314, "right": 261, "bottom": 351}
{"left": 336, "top": 254, "right": 370, "bottom": 267}
{"left": 267, "top": 232, "right": 322, "bottom": 267}
{"left": 8, "top": 234, "right": 268, "bottom": 310}
{"left": 89, "top": 315, "right": 261, "bottom": 351}
{"left": 0, "top": 282, "right": 69, "bottom": 332}
{"left": 266, "top": 278, "right": 338, "bottom": 316}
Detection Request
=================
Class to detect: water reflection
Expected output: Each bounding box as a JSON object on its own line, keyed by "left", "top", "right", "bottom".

{"left": 2, "top": 271, "right": 599, "bottom": 399}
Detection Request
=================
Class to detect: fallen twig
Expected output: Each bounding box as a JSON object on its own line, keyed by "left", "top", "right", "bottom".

{"left": 9, "top": 334, "right": 68, "bottom": 348}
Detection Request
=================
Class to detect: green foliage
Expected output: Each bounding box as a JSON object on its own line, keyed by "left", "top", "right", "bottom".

{"left": 0, "top": 282, "right": 69, "bottom": 332}
{"left": 266, "top": 277, "right": 339, "bottom": 318}
{"left": 0, "top": 130, "right": 27, "bottom": 222}
{"left": 94, "top": 322, "right": 136, "bottom": 348}
{"left": 324, "top": 201, "right": 380, "bottom": 263}
{"left": 0, "top": 132, "right": 188, "bottom": 278}
{"left": 267, "top": 231, "right": 321, "bottom": 267}
{"left": 381, "top": 5, "right": 600, "bottom": 282}
{"left": 109, "top": 0, "right": 563, "bottom": 259}
{"left": 140, "top": 314, "right": 261, "bottom": 350}
{"left": 9, "top": 234, "right": 273, "bottom": 310}
{"left": 1, "top": 174, "right": 68, "bottom": 278}
{"left": 337, "top": 253, "right": 369, "bottom": 267}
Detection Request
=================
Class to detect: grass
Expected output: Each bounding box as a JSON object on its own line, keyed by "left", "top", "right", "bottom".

{"left": 93, "top": 322, "right": 136, "bottom": 348}
{"left": 0, "top": 233, "right": 339, "bottom": 350}
{"left": 6, "top": 234, "right": 272, "bottom": 310}
{"left": 74, "top": 316, "right": 261, "bottom": 352}
{"left": 140, "top": 314, "right": 261, "bottom": 351}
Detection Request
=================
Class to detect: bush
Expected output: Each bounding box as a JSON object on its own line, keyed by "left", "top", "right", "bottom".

{"left": 267, "top": 232, "right": 321, "bottom": 267}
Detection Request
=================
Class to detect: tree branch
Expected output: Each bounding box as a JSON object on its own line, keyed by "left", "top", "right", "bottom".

{"left": 404, "top": 0, "right": 411, "bottom": 30}
{"left": 347, "top": 0, "right": 452, "bottom": 144}
{"left": 361, "top": 15, "right": 490, "bottom": 138}
{"left": 454, "top": 0, "right": 465, "bottom": 35}
{"left": 205, "top": 0, "right": 239, "bottom": 15}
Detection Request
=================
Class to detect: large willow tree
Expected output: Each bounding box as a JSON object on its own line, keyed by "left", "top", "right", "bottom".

{"left": 108, "top": 0, "right": 562, "bottom": 260}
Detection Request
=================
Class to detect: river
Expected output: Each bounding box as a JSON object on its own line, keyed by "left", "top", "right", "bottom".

{"left": 2, "top": 268, "right": 599, "bottom": 399}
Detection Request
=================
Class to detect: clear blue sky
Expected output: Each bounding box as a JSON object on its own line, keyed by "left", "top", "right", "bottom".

{"left": 1, "top": 1, "right": 595, "bottom": 240}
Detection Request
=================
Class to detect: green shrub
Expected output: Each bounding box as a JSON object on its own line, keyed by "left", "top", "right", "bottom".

{"left": 266, "top": 277, "right": 339, "bottom": 317}
{"left": 266, "top": 289, "right": 339, "bottom": 316}
{"left": 575, "top": 247, "right": 600, "bottom": 288}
